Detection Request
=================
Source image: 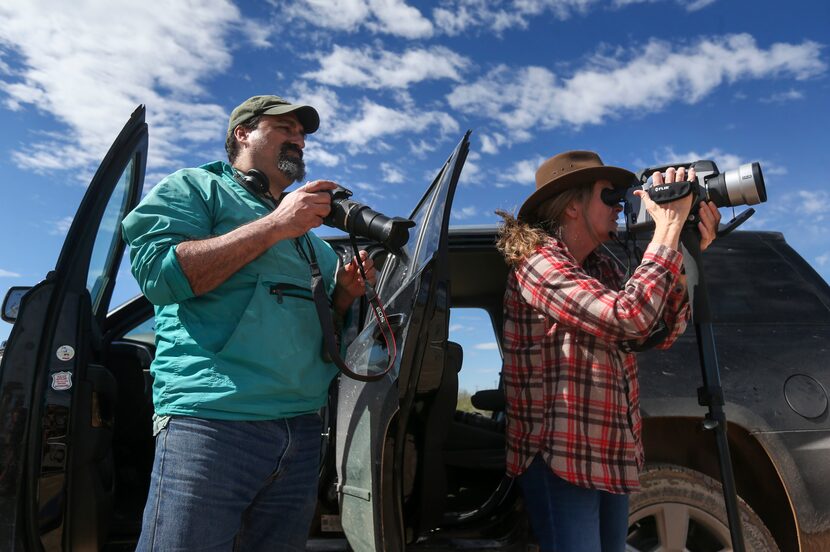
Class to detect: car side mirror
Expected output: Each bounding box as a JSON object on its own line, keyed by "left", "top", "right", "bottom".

{"left": 2, "top": 287, "right": 31, "bottom": 322}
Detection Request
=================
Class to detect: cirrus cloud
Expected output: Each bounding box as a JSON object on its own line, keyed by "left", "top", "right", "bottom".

{"left": 278, "top": 0, "right": 433, "bottom": 38}
{"left": 447, "top": 34, "right": 825, "bottom": 138}
{"left": 304, "top": 45, "right": 471, "bottom": 90}
{"left": 0, "top": 0, "right": 242, "bottom": 178}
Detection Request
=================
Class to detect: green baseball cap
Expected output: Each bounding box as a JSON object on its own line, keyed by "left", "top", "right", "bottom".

{"left": 226, "top": 95, "right": 320, "bottom": 140}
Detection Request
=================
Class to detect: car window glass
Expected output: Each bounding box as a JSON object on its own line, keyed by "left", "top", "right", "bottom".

{"left": 410, "top": 167, "right": 453, "bottom": 276}
{"left": 87, "top": 158, "right": 135, "bottom": 315}
{"left": 449, "top": 308, "right": 502, "bottom": 414}
{"left": 122, "top": 315, "right": 155, "bottom": 346}
{"left": 376, "top": 157, "right": 454, "bottom": 304}
{"left": 375, "top": 176, "right": 436, "bottom": 303}
{"left": 109, "top": 253, "right": 143, "bottom": 315}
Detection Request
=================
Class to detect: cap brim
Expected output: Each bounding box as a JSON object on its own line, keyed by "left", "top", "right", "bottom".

{"left": 261, "top": 104, "right": 320, "bottom": 134}
{"left": 517, "top": 165, "right": 635, "bottom": 221}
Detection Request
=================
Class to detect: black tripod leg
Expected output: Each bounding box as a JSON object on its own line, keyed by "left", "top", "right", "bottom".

{"left": 681, "top": 227, "right": 747, "bottom": 552}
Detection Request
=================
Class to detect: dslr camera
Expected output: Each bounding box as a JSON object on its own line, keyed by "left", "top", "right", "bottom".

{"left": 603, "top": 160, "right": 767, "bottom": 231}
{"left": 323, "top": 185, "right": 415, "bottom": 251}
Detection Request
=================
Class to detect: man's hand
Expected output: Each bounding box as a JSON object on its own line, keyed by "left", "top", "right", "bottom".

{"left": 333, "top": 250, "right": 377, "bottom": 315}
{"left": 268, "top": 180, "right": 337, "bottom": 239}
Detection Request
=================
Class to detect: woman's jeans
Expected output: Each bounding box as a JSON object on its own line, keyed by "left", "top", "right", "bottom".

{"left": 136, "top": 414, "right": 322, "bottom": 552}
{"left": 517, "top": 455, "right": 630, "bottom": 552}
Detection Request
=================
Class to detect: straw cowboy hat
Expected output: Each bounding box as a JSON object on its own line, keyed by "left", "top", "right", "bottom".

{"left": 517, "top": 150, "right": 636, "bottom": 221}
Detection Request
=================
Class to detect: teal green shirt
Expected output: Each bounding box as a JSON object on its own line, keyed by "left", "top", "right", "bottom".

{"left": 121, "top": 161, "right": 339, "bottom": 420}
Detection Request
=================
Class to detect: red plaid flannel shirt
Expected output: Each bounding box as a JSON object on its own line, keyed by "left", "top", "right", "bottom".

{"left": 502, "top": 237, "right": 689, "bottom": 493}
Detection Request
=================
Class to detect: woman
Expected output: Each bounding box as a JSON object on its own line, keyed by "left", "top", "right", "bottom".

{"left": 497, "top": 151, "right": 720, "bottom": 552}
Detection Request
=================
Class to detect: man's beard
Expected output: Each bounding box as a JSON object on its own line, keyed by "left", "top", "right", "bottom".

{"left": 278, "top": 144, "right": 306, "bottom": 183}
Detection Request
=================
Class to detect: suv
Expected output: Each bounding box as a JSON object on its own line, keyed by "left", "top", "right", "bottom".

{"left": 2, "top": 107, "right": 829, "bottom": 552}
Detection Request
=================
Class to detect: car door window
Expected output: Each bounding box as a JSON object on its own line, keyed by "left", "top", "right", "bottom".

{"left": 122, "top": 314, "right": 156, "bottom": 346}
{"left": 449, "top": 308, "right": 502, "bottom": 414}
{"left": 336, "top": 133, "right": 469, "bottom": 551}
{"left": 377, "top": 158, "right": 458, "bottom": 303}
{"left": 87, "top": 159, "right": 135, "bottom": 315}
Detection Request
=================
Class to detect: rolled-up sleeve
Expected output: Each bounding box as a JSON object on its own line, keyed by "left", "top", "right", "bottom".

{"left": 654, "top": 269, "right": 690, "bottom": 349}
{"left": 121, "top": 171, "right": 213, "bottom": 305}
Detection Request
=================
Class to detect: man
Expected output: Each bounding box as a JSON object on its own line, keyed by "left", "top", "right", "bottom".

{"left": 121, "top": 95, "right": 375, "bottom": 551}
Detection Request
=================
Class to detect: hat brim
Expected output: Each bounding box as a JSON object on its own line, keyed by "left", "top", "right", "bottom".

{"left": 517, "top": 165, "right": 635, "bottom": 221}
{"left": 261, "top": 104, "right": 320, "bottom": 134}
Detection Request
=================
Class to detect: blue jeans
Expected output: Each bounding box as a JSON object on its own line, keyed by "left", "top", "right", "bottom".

{"left": 137, "top": 414, "right": 322, "bottom": 552}
{"left": 517, "top": 455, "right": 630, "bottom": 552}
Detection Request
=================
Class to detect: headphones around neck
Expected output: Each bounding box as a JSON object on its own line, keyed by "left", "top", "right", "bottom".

{"left": 235, "top": 168, "right": 270, "bottom": 195}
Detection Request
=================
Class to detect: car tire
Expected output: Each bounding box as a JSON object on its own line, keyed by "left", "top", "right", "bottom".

{"left": 627, "top": 464, "right": 779, "bottom": 552}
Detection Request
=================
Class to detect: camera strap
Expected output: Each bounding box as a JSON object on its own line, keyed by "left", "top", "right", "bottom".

{"left": 296, "top": 234, "right": 397, "bottom": 382}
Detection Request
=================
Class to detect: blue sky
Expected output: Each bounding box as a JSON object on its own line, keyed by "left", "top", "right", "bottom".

{"left": 1, "top": 0, "right": 828, "bottom": 392}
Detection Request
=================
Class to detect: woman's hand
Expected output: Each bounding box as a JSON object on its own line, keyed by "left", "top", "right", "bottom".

{"left": 697, "top": 200, "right": 721, "bottom": 251}
{"left": 634, "top": 166, "right": 695, "bottom": 250}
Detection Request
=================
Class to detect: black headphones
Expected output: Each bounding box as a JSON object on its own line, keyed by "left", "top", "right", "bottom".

{"left": 235, "top": 168, "right": 270, "bottom": 195}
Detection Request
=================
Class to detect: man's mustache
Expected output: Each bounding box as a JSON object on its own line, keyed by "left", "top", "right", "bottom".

{"left": 281, "top": 144, "right": 303, "bottom": 159}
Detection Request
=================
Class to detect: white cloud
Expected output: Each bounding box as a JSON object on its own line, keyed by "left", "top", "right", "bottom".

{"left": 305, "top": 45, "right": 470, "bottom": 90}
{"left": 327, "top": 100, "right": 458, "bottom": 150}
{"left": 289, "top": 82, "right": 459, "bottom": 154}
{"left": 653, "top": 148, "right": 745, "bottom": 174}
{"left": 433, "top": 0, "right": 598, "bottom": 34}
{"left": 760, "top": 88, "right": 805, "bottom": 103}
{"left": 614, "top": 0, "right": 715, "bottom": 10}
{"left": 0, "top": 1, "right": 242, "bottom": 179}
{"left": 0, "top": 269, "right": 21, "bottom": 277}
{"left": 366, "top": 0, "right": 435, "bottom": 38}
{"left": 816, "top": 253, "right": 830, "bottom": 267}
{"left": 49, "top": 216, "right": 74, "bottom": 236}
{"left": 683, "top": 0, "right": 718, "bottom": 11}
{"left": 480, "top": 132, "right": 510, "bottom": 155}
{"left": 278, "top": 0, "right": 370, "bottom": 31}
{"left": 501, "top": 156, "right": 545, "bottom": 185}
{"left": 452, "top": 205, "right": 479, "bottom": 220}
{"left": 474, "top": 342, "right": 499, "bottom": 350}
{"left": 433, "top": 0, "right": 718, "bottom": 35}
{"left": 380, "top": 162, "right": 405, "bottom": 183}
{"left": 349, "top": 181, "right": 390, "bottom": 200}
{"left": 761, "top": 188, "right": 829, "bottom": 239}
{"left": 408, "top": 138, "right": 438, "bottom": 156}
{"left": 447, "top": 35, "right": 826, "bottom": 134}
{"left": 652, "top": 148, "right": 788, "bottom": 185}
{"left": 457, "top": 151, "right": 483, "bottom": 186}
{"left": 796, "top": 190, "right": 830, "bottom": 217}
{"left": 292, "top": 83, "right": 342, "bottom": 130}
{"left": 304, "top": 142, "right": 342, "bottom": 169}
{"left": 279, "top": 0, "right": 433, "bottom": 38}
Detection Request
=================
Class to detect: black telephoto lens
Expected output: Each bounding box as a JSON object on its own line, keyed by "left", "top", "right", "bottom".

{"left": 324, "top": 186, "right": 415, "bottom": 250}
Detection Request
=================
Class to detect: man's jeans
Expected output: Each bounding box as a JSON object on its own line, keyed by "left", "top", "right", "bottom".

{"left": 136, "top": 414, "right": 322, "bottom": 552}
{"left": 517, "top": 455, "right": 630, "bottom": 552}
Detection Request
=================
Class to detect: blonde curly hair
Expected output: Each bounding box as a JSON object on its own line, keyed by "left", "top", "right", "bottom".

{"left": 496, "top": 182, "right": 593, "bottom": 267}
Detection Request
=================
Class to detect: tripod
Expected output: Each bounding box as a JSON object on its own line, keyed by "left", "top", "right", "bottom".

{"left": 680, "top": 226, "right": 746, "bottom": 552}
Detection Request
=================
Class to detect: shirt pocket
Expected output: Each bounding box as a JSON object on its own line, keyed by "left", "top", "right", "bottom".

{"left": 216, "top": 273, "right": 320, "bottom": 366}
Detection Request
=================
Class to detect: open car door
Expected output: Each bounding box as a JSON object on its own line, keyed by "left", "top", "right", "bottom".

{"left": 336, "top": 132, "right": 470, "bottom": 551}
{"left": 0, "top": 107, "right": 147, "bottom": 551}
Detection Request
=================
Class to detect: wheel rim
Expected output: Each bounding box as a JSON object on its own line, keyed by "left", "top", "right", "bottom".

{"left": 627, "top": 501, "right": 733, "bottom": 552}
